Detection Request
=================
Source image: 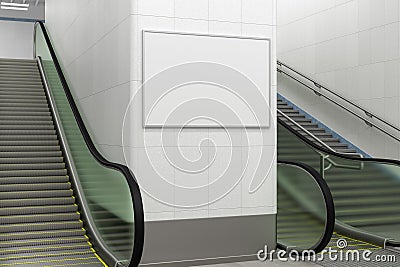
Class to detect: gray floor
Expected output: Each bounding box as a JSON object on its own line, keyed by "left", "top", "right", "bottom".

{"left": 199, "top": 261, "right": 320, "bottom": 267}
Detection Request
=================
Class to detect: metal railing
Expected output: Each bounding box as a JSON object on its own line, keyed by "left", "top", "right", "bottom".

{"left": 277, "top": 60, "right": 400, "bottom": 143}
{"left": 278, "top": 110, "right": 364, "bottom": 178}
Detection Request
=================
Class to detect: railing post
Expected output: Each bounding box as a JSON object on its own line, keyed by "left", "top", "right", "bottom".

{"left": 320, "top": 154, "right": 325, "bottom": 179}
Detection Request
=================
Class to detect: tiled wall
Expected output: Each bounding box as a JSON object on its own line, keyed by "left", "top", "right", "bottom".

{"left": 0, "top": 20, "right": 33, "bottom": 59}
{"left": 130, "top": 0, "right": 277, "bottom": 221}
{"left": 278, "top": 0, "right": 400, "bottom": 159}
{"left": 46, "top": 0, "right": 277, "bottom": 222}
{"left": 45, "top": 0, "right": 133, "bottom": 162}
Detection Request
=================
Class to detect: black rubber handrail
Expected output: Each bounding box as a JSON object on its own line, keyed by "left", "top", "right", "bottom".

{"left": 278, "top": 117, "right": 400, "bottom": 247}
{"left": 278, "top": 115, "right": 400, "bottom": 165}
{"left": 35, "top": 21, "right": 145, "bottom": 266}
{"left": 277, "top": 160, "right": 335, "bottom": 253}
{"left": 277, "top": 61, "right": 400, "bottom": 143}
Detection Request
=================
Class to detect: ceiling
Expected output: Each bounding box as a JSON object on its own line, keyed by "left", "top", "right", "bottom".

{"left": 0, "top": 0, "right": 45, "bottom": 21}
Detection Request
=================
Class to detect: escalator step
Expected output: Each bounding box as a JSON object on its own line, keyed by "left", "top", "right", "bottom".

{"left": 0, "top": 125, "right": 54, "bottom": 131}
{"left": 0, "top": 212, "right": 80, "bottom": 225}
{"left": 0, "top": 248, "right": 96, "bottom": 262}
{"left": 0, "top": 189, "right": 73, "bottom": 200}
{"left": 0, "top": 204, "right": 78, "bottom": 216}
{"left": 0, "top": 254, "right": 105, "bottom": 267}
{"left": 0, "top": 183, "right": 71, "bottom": 192}
{"left": 0, "top": 228, "right": 86, "bottom": 241}
{"left": 0, "top": 140, "right": 58, "bottom": 146}
{"left": 0, "top": 59, "right": 108, "bottom": 266}
{"left": 0, "top": 115, "right": 53, "bottom": 121}
{"left": 0, "top": 151, "right": 62, "bottom": 158}
{"left": 0, "top": 241, "right": 92, "bottom": 255}
{"left": 0, "top": 91, "right": 44, "bottom": 96}
{"left": 336, "top": 205, "right": 400, "bottom": 217}
{"left": 0, "top": 157, "right": 63, "bottom": 164}
{"left": 0, "top": 145, "right": 60, "bottom": 152}
{"left": 0, "top": 197, "right": 75, "bottom": 208}
{"left": 0, "top": 220, "right": 83, "bottom": 233}
{"left": 0, "top": 162, "right": 65, "bottom": 171}
{"left": 0, "top": 169, "right": 67, "bottom": 178}
{"left": 0, "top": 235, "right": 88, "bottom": 248}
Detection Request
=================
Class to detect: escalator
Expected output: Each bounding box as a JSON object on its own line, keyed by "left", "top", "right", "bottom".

{"left": 277, "top": 160, "right": 335, "bottom": 253}
{"left": 277, "top": 61, "right": 400, "bottom": 255}
{"left": 0, "top": 22, "right": 144, "bottom": 266}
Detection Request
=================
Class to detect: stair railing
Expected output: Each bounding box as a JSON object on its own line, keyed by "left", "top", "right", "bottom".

{"left": 277, "top": 61, "right": 400, "bottom": 143}
{"left": 278, "top": 110, "right": 364, "bottom": 178}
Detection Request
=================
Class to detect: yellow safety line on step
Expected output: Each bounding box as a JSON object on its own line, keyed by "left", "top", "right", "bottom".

{"left": 0, "top": 251, "right": 94, "bottom": 261}
{"left": 94, "top": 251, "right": 108, "bottom": 267}
{"left": 44, "top": 260, "right": 105, "bottom": 267}
{"left": 82, "top": 225, "right": 108, "bottom": 267}
{"left": 335, "top": 233, "right": 382, "bottom": 248}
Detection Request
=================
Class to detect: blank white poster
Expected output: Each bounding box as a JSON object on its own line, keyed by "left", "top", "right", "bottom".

{"left": 142, "top": 31, "right": 271, "bottom": 128}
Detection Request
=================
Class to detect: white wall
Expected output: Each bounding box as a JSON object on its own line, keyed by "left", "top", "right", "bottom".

{"left": 46, "top": 0, "right": 132, "bottom": 163}
{"left": 278, "top": 0, "right": 400, "bottom": 159}
{"left": 0, "top": 20, "right": 34, "bottom": 59}
{"left": 130, "top": 0, "right": 277, "bottom": 221}
{"left": 46, "top": 0, "right": 277, "bottom": 222}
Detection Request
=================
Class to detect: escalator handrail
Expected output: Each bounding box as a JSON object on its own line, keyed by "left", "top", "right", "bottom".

{"left": 277, "top": 60, "right": 400, "bottom": 143}
{"left": 278, "top": 115, "right": 400, "bottom": 167}
{"left": 33, "top": 21, "right": 144, "bottom": 266}
{"left": 277, "top": 160, "right": 335, "bottom": 253}
{"left": 278, "top": 116, "right": 400, "bottom": 247}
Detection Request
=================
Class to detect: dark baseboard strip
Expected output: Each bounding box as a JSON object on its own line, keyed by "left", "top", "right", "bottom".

{"left": 141, "top": 214, "right": 276, "bottom": 265}
{"left": 140, "top": 254, "right": 257, "bottom": 267}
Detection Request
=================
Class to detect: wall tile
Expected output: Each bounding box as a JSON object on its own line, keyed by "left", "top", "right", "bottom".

{"left": 209, "top": 147, "right": 242, "bottom": 210}
{"left": 357, "top": 0, "right": 370, "bottom": 31}
{"left": 369, "top": 0, "right": 386, "bottom": 29}
{"left": 385, "top": 22, "right": 400, "bottom": 61}
{"left": 335, "top": 0, "right": 358, "bottom": 37}
{"left": 174, "top": 18, "right": 209, "bottom": 33}
{"left": 137, "top": 0, "right": 175, "bottom": 17}
{"left": 209, "top": 129, "right": 242, "bottom": 147}
{"left": 369, "top": 26, "right": 385, "bottom": 63}
{"left": 369, "top": 63, "right": 385, "bottom": 99}
{"left": 209, "top": 21, "right": 242, "bottom": 35}
{"left": 175, "top": 0, "right": 209, "bottom": 20}
{"left": 174, "top": 147, "right": 209, "bottom": 208}
{"left": 384, "top": 60, "right": 400, "bottom": 98}
{"left": 358, "top": 30, "right": 371, "bottom": 65}
{"left": 145, "top": 211, "right": 175, "bottom": 221}
{"left": 242, "top": 0, "right": 274, "bottom": 25}
{"left": 177, "top": 128, "right": 209, "bottom": 147}
{"left": 385, "top": 0, "right": 399, "bottom": 24}
{"left": 130, "top": 147, "right": 175, "bottom": 214}
{"left": 209, "top": 0, "right": 242, "bottom": 23}
{"left": 241, "top": 146, "right": 276, "bottom": 208}
{"left": 174, "top": 209, "right": 208, "bottom": 219}
{"left": 209, "top": 208, "right": 242, "bottom": 217}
